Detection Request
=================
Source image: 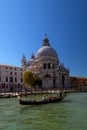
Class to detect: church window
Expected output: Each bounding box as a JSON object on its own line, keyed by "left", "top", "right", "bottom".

{"left": 44, "top": 74, "right": 51, "bottom": 78}
{"left": 52, "top": 64, "right": 55, "bottom": 69}
{"left": 48, "top": 63, "right": 51, "bottom": 69}
{"left": 43, "top": 63, "right": 46, "bottom": 69}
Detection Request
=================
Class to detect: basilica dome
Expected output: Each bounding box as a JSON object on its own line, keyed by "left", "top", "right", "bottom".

{"left": 36, "top": 35, "right": 58, "bottom": 60}
{"left": 36, "top": 46, "right": 58, "bottom": 58}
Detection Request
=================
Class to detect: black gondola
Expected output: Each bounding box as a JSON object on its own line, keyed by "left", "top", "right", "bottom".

{"left": 18, "top": 92, "right": 66, "bottom": 105}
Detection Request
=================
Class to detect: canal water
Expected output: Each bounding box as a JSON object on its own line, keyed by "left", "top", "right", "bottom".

{"left": 0, "top": 92, "right": 87, "bottom": 130}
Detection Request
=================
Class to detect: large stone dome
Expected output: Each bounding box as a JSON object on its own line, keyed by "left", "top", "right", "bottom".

{"left": 36, "top": 46, "right": 58, "bottom": 58}
{"left": 36, "top": 35, "right": 58, "bottom": 60}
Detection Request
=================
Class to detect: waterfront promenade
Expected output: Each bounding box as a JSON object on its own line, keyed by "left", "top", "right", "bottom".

{"left": 0, "top": 89, "right": 75, "bottom": 98}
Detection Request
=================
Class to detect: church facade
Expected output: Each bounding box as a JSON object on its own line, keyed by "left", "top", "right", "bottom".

{"left": 22, "top": 35, "right": 70, "bottom": 89}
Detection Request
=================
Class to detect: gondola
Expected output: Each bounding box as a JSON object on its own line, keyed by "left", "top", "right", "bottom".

{"left": 0, "top": 93, "right": 11, "bottom": 98}
{"left": 18, "top": 92, "right": 66, "bottom": 105}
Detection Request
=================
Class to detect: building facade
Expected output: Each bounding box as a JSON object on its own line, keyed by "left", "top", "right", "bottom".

{"left": 70, "top": 76, "right": 87, "bottom": 92}
{"left": 0, "top": 64, "right": 23, "bottom": 92}
{"left": 22, "top": 35, "right": 70, "bottom": 89}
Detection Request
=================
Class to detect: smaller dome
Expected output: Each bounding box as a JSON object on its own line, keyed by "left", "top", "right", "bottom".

{"left": 27, "top": 53, "right": 35, "bottom": 66}
{"left": 27, "top": 59, "right": 35, "bottom": 66}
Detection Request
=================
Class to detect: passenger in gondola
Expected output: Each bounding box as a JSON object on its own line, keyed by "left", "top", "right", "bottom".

{"left": 42, "top": 95, "right": 45, "bottom": 101}
{"left": 17, "top": 95, "right": 21, "bottom": 102}
{"left": 60, "top": 91, "right": 62, "bottom": 98}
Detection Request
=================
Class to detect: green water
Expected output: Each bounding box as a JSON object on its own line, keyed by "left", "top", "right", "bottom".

{"left": 0, "top": 93, "right": 87, "bottom": 130}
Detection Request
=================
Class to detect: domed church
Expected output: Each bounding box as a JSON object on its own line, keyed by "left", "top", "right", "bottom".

{"left": 22, "top": 35, "right": 70, "bottom": 89}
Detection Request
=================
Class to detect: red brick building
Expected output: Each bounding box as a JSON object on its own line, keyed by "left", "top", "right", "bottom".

{"left": 70, "top": 76, "right": 87, "bottom": 92}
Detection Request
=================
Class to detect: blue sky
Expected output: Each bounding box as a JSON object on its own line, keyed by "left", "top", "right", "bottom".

{"left": 0, "top": 0, "right": 87, "bottom": 77}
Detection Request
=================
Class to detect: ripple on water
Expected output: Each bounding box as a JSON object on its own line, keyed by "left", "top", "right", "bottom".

{"left": 0, "top": 93, "right": 87, "bottom": 130}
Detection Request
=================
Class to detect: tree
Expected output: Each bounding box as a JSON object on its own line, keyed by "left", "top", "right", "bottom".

{"left": 33, "top": 74, "right": 42, "bottom": 87}
{"left": 23, "top": 71, "right": 42, "bottom": 89}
